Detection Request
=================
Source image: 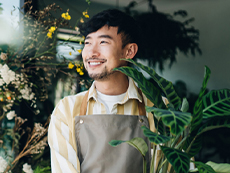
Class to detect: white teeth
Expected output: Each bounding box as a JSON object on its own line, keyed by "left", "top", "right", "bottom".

{"left": 89, "top": 62, "right": 102, "bottom": 65}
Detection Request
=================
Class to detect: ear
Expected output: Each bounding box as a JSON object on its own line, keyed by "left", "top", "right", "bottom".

{"left": 125, "top": 43, "right": 138, "bottom": 60}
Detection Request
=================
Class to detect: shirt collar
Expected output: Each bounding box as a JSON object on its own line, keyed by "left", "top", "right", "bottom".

{"left": 87, "top": 77, "right": 143, "bottom": 104}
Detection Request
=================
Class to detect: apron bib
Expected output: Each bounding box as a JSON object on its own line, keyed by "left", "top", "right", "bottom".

{"left": 75, "top": 90, "right": 151, "bottom": 173}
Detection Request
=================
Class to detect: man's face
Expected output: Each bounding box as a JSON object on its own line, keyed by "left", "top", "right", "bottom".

{"left": 82, "top": 25, "right": 127, "bottom": 81}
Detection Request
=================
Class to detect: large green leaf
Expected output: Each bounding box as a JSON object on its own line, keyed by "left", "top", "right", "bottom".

{"left": 109, "top": 137, "right": 148, "bottom": 157}
{"left": 190, "top": 66, "right": 211, "bottom": 132}
{"left": 183, "top": 66, "right": 211, "bottom": 156}
{"left": 194, "top": 161, "right": 216, "bottom": 173}
{"left": 123, "top": 59, "right": 181, "bottom": 110}
{"left": 184, "top": 135, "right": 202, "bottom": 158}
{"left": 203, "top": 89, "right": 230, "bottom": 118}
{"left": 206, "top": 161, "right": 230, "bottom": 173}
{"left": 161, "top": 146, "right": 190, "bottom": 173}
{"left": 114, "top": 66, "right": 166, "bottom": 109}
{"left": 146, "top": 106, "right": 192, "bottom": 135}
{"left": 198, "top": 116, "right": 230, "bottom": 135}
{"left": 141, "top": 126, "right": 170, "bottom": 145}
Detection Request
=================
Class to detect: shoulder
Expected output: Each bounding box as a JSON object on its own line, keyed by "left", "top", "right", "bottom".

{"left": 52, "top": 90, "right": 88, "bottom": 119}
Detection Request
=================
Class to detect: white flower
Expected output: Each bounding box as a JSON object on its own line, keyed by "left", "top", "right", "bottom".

{"left": 6, "top": 110, "right": 16, "bottom": 120}
{"left": 22, "top": 163, "right": 33, "bottom": 173}
{"left": 0, "top": 52, "right": 7, "bottom": 60}
{"left": 0, "top": 156, "right": 8, "bottom": 173}
{"left": 0, "top": 79, "right": 4, "bottom": 86}
{"left": 20, "top": 85, "right": 34, "bottom": 100}
{"left": 0, "top": 64, "right": 16, "bottom": 85}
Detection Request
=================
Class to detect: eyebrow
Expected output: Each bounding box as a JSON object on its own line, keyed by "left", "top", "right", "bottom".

{"left": 85, "top": 34, "right": 113, "bottom": 40}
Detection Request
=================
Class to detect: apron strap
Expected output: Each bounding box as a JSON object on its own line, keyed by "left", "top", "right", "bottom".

{"left": 79, "top": 90, "right": 89, "bottom": 116}
{"left": 79, "top": 88, "right": 146, "bottom": 116}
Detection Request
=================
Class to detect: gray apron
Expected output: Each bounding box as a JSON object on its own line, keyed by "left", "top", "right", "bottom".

{"left": 75, "top": 90, "right": 151, "bottom": 173}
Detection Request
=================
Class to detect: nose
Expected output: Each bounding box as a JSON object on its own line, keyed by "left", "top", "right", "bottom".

{"left": 88, "top": 43, "right": 100, "bottom": 58}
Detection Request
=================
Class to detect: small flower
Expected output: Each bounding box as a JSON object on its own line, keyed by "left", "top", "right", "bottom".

{"left": 49, "top": 26, "right": 56, "bottom": 33}
{"left": 68, "top": 62, "right": 74, "bottom": 69}
{"left": 79, "top": 71, "right": 84, "bottom": 75}
{"left": 0, "top": 52, "right": 7, "bottom": 60}
{"left": 80, "top": 18, "right": 84, "bottom": 23}
{"left": 77, "top": 49, "right": 82, "bottom": 54}
{"left": 61, "top": 12, "right": 71, "bottom": 20}
{"left": 69, "top": 52, "right": 72, "bottom": 55}
{"left": 47, "top": 32, "right": 52, "bottom": 39}
{"left": 76, "top": 67, "right": 80, "bottom": 73}
{"left": 83, "top": 11, "right": 89, "bottom": 18}
{"left": 22, "top": 163, "right": 33, "bottom": 173}
{"left": 6, "top": 110, "right": 16, "bottom": 120}
{"left": 0, "top": 156, "right": 8, "bottom": 172}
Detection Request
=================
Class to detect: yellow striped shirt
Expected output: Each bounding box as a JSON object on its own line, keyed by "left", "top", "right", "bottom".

{"left": 48, "top": 78, "right": 155, "bottom": 173}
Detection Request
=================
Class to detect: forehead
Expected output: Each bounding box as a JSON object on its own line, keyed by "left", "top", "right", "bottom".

{"left": 85, "top": 25, "right": 121, "bottom": 40}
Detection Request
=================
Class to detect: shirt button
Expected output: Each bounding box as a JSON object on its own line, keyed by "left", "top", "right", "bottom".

{"left": 80, "top": 119, "right": 84, "bottom": 124}
{"left": 139, "top": 119, "right": 144, "bottom": 123}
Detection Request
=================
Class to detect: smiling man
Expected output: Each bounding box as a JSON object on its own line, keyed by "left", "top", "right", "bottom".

{"left": 48, "top": 9, "right": 156, "bottom": 173}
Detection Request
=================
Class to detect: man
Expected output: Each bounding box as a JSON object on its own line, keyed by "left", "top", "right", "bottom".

{"left": 48, "top": 9, "right": 155, "bottom": 173}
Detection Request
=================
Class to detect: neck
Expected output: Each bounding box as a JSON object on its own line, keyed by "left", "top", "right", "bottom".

{"left": 94, "top": 73, "right": 129, "bottom": 95}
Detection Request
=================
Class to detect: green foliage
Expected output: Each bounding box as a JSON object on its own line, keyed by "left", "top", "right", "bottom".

{"left": 110, "top": 60, "right": 230, "bottom": 173}
{"left": 34, "top": 166, "right": 51, "bottom": 173}
{"left": 109, "top": 137, "right": 148, "bottom": 157}
{"left": 123, "top": 59, "right": 181, "bottom": 110}
{"left": 146, "top": 107, "right": 192, "bottom": 135}
{"left": 114, "top": 66, "right": 166, "bottom": 109}
{"left": 161, "top": 146, "right": 190, "bottom": 173}
{"left": 203, "top": 89, "right": 230, "bottom": 118}
{"left": 141, "top": 126, "right": 170, "bottom": 145}
{"left": 206, "top": 161, "right": 230, "bottom": 173}
{"left": 193, "top": 161, "right": 216, "bottom": 173}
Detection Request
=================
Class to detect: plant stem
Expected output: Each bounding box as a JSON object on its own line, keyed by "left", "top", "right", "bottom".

{"left": 150, "top": 145, "right": 156, "bottom": 173}
{"left": 143, "top": 157, "right": 147, "bottom": 173}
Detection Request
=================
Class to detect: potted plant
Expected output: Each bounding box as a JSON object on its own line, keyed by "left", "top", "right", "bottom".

{"left": 109, "top": 59, "right": 230, "bottom": 173}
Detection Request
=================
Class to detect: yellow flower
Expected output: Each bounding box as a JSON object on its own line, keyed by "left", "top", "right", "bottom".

{"left": 68, "top": 62, "right": 74, "bottom": 69}
{"left": 83, "top": 11, "right": 89, "bottom": 18}
{"left": 47, "top": 32, "right": 52, "bottom": 39}
{"left": 80, "top": 18, "right": 84, "bottom": 23}
{"left": 69, "top": 52, "right": 72, "bottom": 55}
{"left": 79, "top": 71, "right": 84, "bottom": 76}
{"left": 62, "top": 12, "right": 71, "bottom": 20}
{"left": 79, "top": 41, "right": 82, "bottom": 45}
{"left": 76, "top": 67, "right": 81, "bottom": 72}
{"left": 61, "top": 13, "right": 66, "bottom": 19}
{"left": 49, "top": 26, "right": 56, "bottom": 33}
{"left": 77, "top": 49, "right": 82, "bottom": 53}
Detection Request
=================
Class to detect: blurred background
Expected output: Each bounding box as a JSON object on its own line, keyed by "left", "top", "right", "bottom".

{"left": 1, "top": 0, "right": 230, "bottom": 171}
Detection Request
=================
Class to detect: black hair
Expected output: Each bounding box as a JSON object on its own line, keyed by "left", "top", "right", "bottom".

{"left": 79, "top": 9, "right": 141, "bottom": 49}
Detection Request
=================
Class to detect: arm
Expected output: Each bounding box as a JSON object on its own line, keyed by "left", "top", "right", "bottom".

{"left": 48, "top": 99, "right": 80, "bottom": 173}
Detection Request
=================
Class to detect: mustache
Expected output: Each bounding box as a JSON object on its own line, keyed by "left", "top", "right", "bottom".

{"left": 85, "top": 58, "right": 107, "bottom": 62}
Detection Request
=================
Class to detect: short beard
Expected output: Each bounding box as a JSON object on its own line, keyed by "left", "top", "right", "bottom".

{"left": 88, "top": 67, "right": 115, "bottom": 81}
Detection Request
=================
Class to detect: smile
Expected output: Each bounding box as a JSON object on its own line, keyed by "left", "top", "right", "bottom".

{"left": 89, "top": 62, "right": 103, "bottom": 65}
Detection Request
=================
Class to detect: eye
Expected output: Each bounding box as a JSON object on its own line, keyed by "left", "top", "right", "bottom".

{"left": 84, "top": 41, "right": 90, "bottom": 45}
{"left": 100, "top": 40, "right": 108, "bottom": 44}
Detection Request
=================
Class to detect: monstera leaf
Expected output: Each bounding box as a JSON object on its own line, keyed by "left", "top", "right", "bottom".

{"left": 141, "top": 126, "right": 170, "bottom": 145}
{"left": 146, "top": 106, "right": 192, "bottom": 135}
{"left": 161, "top": 146, "right": 190, "bottom": 173}
{"left": 194, "top": 161, "right": 216, "bottom": 173}
{"left": 203, "top": 89, "right": 230, "bottom": 118}
{"left": 109, "top": 137, "right": 148, "bottom": 157}
{"left": 121, "top": 59, "right": 181, "bottom": 110}
{"left": 114, "top": 66, "right": 166, "bottom": 109}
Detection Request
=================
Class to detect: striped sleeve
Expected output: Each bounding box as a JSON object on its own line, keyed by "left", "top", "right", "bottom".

{"left": 48, "top": 97, "right": 81, "bottom": 173}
